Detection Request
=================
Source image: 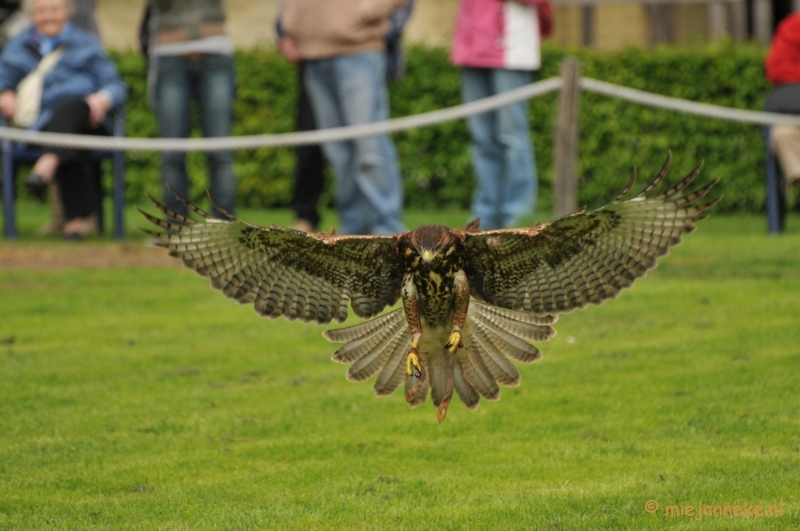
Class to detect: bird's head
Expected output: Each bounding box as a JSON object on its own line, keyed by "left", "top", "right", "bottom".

{"left": 398, "top": 224, "right": 463, "bottom": 271}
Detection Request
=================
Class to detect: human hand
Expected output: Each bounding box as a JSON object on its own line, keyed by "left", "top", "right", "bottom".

{"left": 278, "top": 35, "right": 301, "bottom": 63}
{"left": 85, "top": 91, "right": 111, "bottom": 127}
{"left": 0, "top": 89, "right": 16, "bottom": 120}
{"left": 357, "top": 0, "right": 388, "bottom": 24}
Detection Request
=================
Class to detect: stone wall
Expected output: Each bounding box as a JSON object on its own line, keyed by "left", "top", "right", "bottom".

{"left": 95, "top": 0, "right": 277, "bottom": 50}
{"left": 94, "top": 0, "right": 710, "bottom": 52}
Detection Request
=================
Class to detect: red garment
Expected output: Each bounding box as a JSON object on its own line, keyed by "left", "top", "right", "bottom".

{"left": 766, "top": 14, "right": 800, "bottom": 85}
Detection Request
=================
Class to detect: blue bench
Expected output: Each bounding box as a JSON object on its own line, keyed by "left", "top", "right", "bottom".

{"left": 2, "top": 110, "right": 126, "bottom": 239}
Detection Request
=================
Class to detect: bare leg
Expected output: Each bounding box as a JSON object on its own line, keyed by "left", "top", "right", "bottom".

{"left": 32, "top": 153, "right": 60, "bottom": 182}
{"left": 63, "top": 217, "right": 86, "bottom": 234}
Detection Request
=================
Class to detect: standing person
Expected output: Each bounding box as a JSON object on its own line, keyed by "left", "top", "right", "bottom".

{"left": 276, "top": 21, "right": 326, "bottom": 234}
{"left": 765, "top": 13, "right": 800, "bottom": 197}
{"left": 70, "top": 0, "right": 97, "bottom": 36}
{"left": 281, "top": 0, "right": 406, "bottom": 236}
{"left": 147, "top": 0, "right": 236, "bottom": 218}
{"left": 0, "top": 0, "right": 126, "bottom": 239}
{"left": 451, "top": 0, "right": 550, "bottom": 230}
{"left": 277, "top": 0, "right": 413, "bottom": 234}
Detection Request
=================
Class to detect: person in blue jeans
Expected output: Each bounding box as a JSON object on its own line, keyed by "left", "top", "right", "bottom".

{"left": 452, "top": 0, "right": 550, "bottom": 230}
{"left": 147, "top": 0, "right": 236, "bottom": 219}
{"left": 281, "top": 0, "right": 406, "bottom": 236}
{"left": 275, "top": 0, "right": 412, "bottom": 233}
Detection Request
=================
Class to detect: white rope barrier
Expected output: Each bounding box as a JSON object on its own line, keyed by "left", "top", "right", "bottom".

{"left": 580, "top": 78, "right": 800, "bottom": 126}
{"left": 0, "top": 75, "right": 798, "bottom": 152}
{"left": 0, "top": 78, "right": 563, "bottom": 152}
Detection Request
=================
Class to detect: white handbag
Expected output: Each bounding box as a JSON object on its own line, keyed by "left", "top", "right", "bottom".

{"left": 13, "top": 46, "right": 65, "bottom": 128}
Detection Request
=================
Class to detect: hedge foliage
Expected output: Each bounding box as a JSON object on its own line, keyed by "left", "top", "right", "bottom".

{"left": 110, "top": 40, "right": 772, "bottom": 213}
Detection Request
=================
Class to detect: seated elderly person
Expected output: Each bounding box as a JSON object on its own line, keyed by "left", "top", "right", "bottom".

{"left": 0, "top": 0, "right": 126, "bottom": 239}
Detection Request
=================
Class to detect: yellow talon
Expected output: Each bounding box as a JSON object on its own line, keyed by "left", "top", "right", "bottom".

{"left": 445, "top": 330, "right": 462, "bottom": 353}
{"left": 406, "top": 347, "right": 422, "bottom": 377}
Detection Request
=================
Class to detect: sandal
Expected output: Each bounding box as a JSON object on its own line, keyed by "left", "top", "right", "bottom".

{"left": 24, "top": 172, "right": 49, "bottom": 201}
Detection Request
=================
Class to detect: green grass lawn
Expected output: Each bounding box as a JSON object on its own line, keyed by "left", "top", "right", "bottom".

{"left": 1, "top": 202, "right": 799, "bottom": 530}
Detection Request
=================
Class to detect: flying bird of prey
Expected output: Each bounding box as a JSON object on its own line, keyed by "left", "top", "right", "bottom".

{"left": 139, "top": 153, "right": 718, "bottom": 422}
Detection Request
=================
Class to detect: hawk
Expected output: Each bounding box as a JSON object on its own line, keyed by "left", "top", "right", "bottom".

{"left": 139, "top": 154, "right": 718, "bottom": 422}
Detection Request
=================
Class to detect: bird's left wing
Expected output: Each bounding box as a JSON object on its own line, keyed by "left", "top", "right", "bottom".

{"left": 462, "top": 154, "right": 719, "bottom": 315}
{"left": 138, "top": 196, "right": 405, "bottom": 324}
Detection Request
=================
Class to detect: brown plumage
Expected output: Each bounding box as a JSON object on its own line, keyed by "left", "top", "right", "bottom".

{"left": 139, "top": 153, "right": 718, "bottom": 422}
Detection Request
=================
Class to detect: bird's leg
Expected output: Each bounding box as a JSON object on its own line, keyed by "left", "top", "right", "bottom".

{"left": 401, "top": 274, "right": 424, "bottom": 377}
{"left": 444, "top": 270, "right": 469, "bottom": 354}
{"left": 406, "top": 338, "right": 422, "bottom": 378}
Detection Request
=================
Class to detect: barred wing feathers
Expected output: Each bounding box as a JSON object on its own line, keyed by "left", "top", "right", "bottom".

{"left": 464, "top": 154, "right": 719, "bottom": 316}
{"left": 138, "top": 196, "right": 405, "bottom": 324}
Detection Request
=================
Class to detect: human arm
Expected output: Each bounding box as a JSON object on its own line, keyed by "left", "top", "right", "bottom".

{"left": 86, "top": 40, "right": 127, "bottom": 116}
{"left": 84, "top": 90, "right": 112, "bottom": 127}
{"left": 0, "top": 90, "right": 16, "bottom": 120}
{"left": 277, "top": 35, "right": 301, "bottom": 63}
{"left": 358, "top": 0, "right": 406, "bottom": 25}
{"left": 275, "top": 2, "right": 300, "bottom": 62}
{"left": 0, "top": 38, "right": 32, "bottom": 101}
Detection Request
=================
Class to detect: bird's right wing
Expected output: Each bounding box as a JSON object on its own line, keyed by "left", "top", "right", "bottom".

{"left": 462, "top": 153, "right": 719, "bottom": 315}
{"left": 138, "top": 195, "right": 405, "bottom": 324}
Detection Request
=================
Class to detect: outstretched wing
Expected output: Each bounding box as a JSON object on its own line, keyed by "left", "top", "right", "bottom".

{"left": 463, "top": 153, "right": 719, "bottom": 315}
{"left": 138, "top": 195, "right": 405, "bottom": 324}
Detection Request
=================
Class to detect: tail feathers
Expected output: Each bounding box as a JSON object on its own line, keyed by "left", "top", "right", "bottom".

{"left": 473, "top": 317, "right": 543, "bottom": 364}
{"left": 322, "top": 300, "right": 555, "bottom": 416}
{"left": 471, "top": 322, "right": 521, "bottom": 386}
{"left": 323, "top": 308, "right": 405, "bottom": 345}
{"left": 461, "top": 346, "right": 500, "bottom": 401}
{"left": 471, "top": 302, "right": 556, "bottom": 343}
{"left": 427, "top": 351, "right": 456, "bottom": 407}
{"left": 453, "top": 363, "right": 480, "bottom": 410}
{"left": 327, "top": 309, "right": 405, "bottom": 363}
{"left": 471, "top": 300, "right": 558, "bottom": 326}
{"left": 373, "top": 329, "right": 412, "bottom": 396}
{"left": 347, "top": 324, "right": 409, "bottom": 382}
{"left": 404, "top": 370, "right": 429, "bottom": 407}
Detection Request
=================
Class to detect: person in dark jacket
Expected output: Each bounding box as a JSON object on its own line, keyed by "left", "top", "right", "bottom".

{"left": 0, "top": 0, "right": 126, "bottom": 238}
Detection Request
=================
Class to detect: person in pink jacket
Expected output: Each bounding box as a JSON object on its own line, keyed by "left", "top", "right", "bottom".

{"left": 451, "top": 0, "right": 546, "bottom": 229}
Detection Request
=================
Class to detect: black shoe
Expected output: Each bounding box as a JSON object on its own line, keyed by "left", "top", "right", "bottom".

{"left": 24, "top": 172, "right": 49, "bottom": 201}
{"left": 63, "top": 232, "right": 82, "bottom": 242}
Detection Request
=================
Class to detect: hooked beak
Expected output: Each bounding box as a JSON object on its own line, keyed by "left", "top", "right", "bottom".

{"left": 421, "top": 250, "right": 434, "bottom": 263}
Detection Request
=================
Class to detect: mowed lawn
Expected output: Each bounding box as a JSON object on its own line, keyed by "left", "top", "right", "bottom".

{"left": 1, "top": 202, "right": 799, "bottom": 530}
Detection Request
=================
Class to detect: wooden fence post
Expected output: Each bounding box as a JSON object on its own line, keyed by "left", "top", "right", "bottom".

{"left": 553, "top": 58, "right": 581, "bottom": 219}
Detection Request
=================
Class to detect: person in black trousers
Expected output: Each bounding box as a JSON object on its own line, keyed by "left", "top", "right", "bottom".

{"left": 289, "top": 62, "right": 326, "bottom": 233}
{"left": 35, "top": 96, "right": 107, "bottom": 237}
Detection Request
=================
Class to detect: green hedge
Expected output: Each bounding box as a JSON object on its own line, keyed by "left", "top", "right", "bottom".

{"left": 110, "top": 40, "right": 772, "bottom": 213}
